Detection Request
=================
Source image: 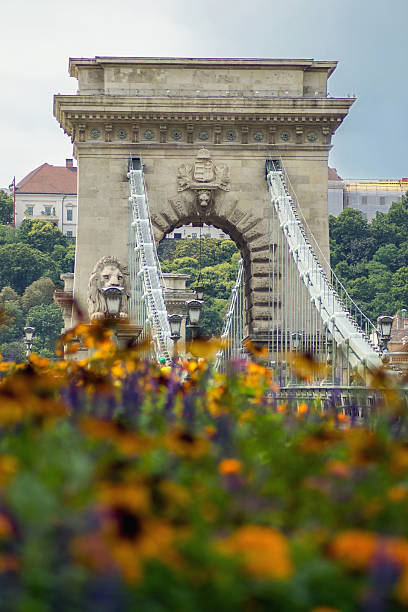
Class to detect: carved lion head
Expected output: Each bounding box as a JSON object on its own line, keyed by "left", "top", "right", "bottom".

{"left": 87, "top": 256, "right": 130, "bottom": 321}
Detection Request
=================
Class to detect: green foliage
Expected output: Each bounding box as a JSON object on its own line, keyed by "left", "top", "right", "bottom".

{"left": 0, "top": 243, "right": 59, "bottom": 293}
{"left": 0, "top": 224, "right": 17, "bottom": 245}
{"left": 0, "top": 189, "right": 13, "bottom": 225}
{"left": 21, "top": 277, "right": 55, "bottom": 313}
{"left": 0, "top": 286, "right": 20, "bottom": 305}
{"left": 159, "top": 237, "right": 239, "bottom": 336}
{"left": 51, "top": 242, "right": 75, "bottom": 273}
{"left": 330, "top": 192, "right": 408, "bottom": 321}
{"left": 0, "top": 340, "right": 25, "bottom": 362}
{"left": 17, "top": 219, "right": 68, "bottom": 253}
{"left": 0, "top": 301, "right": 25, "bottom": 344}
{"left": 26, "top": 303, "right": 63, "bottom": 353}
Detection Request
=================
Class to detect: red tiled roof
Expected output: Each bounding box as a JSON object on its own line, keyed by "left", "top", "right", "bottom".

{"left": 328, "top": 167, "right": 342, "bottom": 181}
{"left": 17, "top": 163, "right": 77, "bottom": 194}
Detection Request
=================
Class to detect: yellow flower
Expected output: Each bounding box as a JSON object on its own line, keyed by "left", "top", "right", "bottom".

{"left": 0, "top": 455, "right": 19, "bottom": 486}
{"left": 98, "top": 483, "right": 150, "bottom": 516}
{"left": 218, "top": 458, "right": 243, "bottom": 475}
{"left": 219, "top": 525, "right": 293, "bottom": 580}
{"left": 166, "top": 428, "right": 209, "bottom": 459}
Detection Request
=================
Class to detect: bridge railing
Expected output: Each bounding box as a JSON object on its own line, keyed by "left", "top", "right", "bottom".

{"left": 265, "top": 158, "right": 383, "bottom": 377}
{"left": 215, "top": 259, "right": 245, "bottom": 372}
{"left": 128, "top": 157, "right": 172, "bottom": 364}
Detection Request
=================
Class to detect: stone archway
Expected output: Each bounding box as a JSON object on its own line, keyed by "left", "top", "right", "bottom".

{"left": 149, "top": 156, "right": 271, "bottom": 340}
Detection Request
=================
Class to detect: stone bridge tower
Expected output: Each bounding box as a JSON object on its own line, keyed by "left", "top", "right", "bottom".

{"left": 54, "top": 57, "right": 353, "bottom": 344}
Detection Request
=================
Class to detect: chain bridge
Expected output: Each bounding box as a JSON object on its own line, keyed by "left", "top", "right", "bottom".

{"left": 54, "top": 56, "right": 383, "bottom": 385}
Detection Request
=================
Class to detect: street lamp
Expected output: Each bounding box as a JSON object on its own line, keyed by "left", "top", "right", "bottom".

{"left": 291, "top": 332, "right": 303, "bottom": 352}
{"left": 186, "top": 299, "right": 203, "bottom": 340}
{"left": 102, "top": 287, "right": 124, "bottom": 318}
{"left": 377, "top": 315, "right": 394, "bottom": 353}
{"left": 24, "top": 326, "right": 35, "bottom": 358}
{"left": 168, "top": 314, "right": 183, "bottom": 360}
{"left": 195, "top": 284, "right": 204, "bottom": 301}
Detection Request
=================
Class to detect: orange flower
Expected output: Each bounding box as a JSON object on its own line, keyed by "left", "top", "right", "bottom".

{"left": 326, "top": 460, "right": 350, "bottom": 478}
{"left": 219, "top": 525, "right": 293, "bottom": 580}
{"left": 388, "top": 485, "right": 407, "bottom": 502}
{"left": 277, "top": 403, "right": 287, "bottom": 413}
{"left": 330, "top": 530, "right": 377, "bottom": 570}
{"left": 297, "top": 403, "right": 308, "bottom": 414}
{"left": 218, "top": 458, "right": 243, "bottom": 475}
{"left": 330, "top": 530, "right": 408, "bottom": 572}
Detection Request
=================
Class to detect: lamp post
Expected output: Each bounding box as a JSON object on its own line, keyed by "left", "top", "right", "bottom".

{"left": 291, "top": 332, "right": 302, "bottom": 352}
{"left": 168, "top": 314, "right": 183, "bottom": 361}
{"left": 102, "top": 287, "right": 124, "bottom": 318}
{"left": 186, "top": 299, "right": 203, "bottom": 341}
{"left": 195, "top": 284, "right": 204, "bottom": 301}
{"left": 377, "top": 315, "right": 394, "bottom": 361}
{"left": 24, "top": 326, "right": 35, "bottom": 358}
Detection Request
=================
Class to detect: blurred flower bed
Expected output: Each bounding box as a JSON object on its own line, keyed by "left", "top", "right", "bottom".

{"left": 0, "top": 323, "right": 408, "bottom": 611}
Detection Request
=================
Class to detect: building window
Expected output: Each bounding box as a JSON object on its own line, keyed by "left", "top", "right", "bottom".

{"left": 67, "top": 209, "right": 73, "bottom": 221}
{"left": 66, "top": 231, "right": 73, "bottom": 238}
{"left": 361, "top": 196, "right": 368, "bottom": 205}
{"left": 25, "top": 207, "right": 33, "bottom": 216}
{"left": 379, "top": 196, "right": 386, "bottom": 206}
{"left": 192, "top": 233, "right": 197, "bottom": 238}
{"left": 174, "top": 232, "right": 182, "bottom": 239}
{"left": 44, "top": 206, "right": 52, "bottom": 216}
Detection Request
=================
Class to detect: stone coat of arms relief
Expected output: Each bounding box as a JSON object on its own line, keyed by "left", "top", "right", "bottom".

{"left": 177, "top": 148, "right": 230, "bottom": 209}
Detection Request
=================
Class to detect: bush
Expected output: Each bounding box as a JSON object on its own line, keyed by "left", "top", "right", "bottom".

{"left": 0, "top": 329, "right": 407, "bottom": 610}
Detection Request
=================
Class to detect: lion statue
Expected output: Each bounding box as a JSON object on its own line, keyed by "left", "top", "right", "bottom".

{"left": 87, "top": 256, "right": 130, "bottom": 321}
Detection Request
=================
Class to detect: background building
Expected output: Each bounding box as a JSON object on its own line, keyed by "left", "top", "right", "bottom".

{"left": 166, "top": 224, "right": 229, "bottom": 240}
{"left": 15, "top": 159, "right": 77, "bottom": 237}
{"left": 328, "top": 168, "right": 408, "bottom": 220}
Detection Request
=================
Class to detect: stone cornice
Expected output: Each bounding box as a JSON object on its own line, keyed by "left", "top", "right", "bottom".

{"left": 69, "top": 56, "right": 338, "bottom": 77}
{"left": 54, "top": 95, "right": 353, "bottom": 145}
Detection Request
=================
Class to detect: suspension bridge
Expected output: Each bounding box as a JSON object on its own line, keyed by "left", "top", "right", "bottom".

{"left": 54, "top": 56, "right": 388, "bottom": 387}
{"left": 126, "top": 154, "right": 383, "bottom": 384}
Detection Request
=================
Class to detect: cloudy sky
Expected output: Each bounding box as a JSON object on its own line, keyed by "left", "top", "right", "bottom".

{"left": 1, "top": 0, "right": 407, "bottom": 188}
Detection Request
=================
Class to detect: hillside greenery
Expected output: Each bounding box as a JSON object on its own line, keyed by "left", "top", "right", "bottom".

{"left": 158, "top": 237, "right": 240, "bottom": 337}
{"left": 330, "top": 192, "right": 408, "bottom": 321}
{"left": 0, "top": 219, "right": 73, "bottom": 359}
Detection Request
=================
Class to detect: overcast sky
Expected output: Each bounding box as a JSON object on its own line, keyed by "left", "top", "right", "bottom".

{"left": 1, "top": 0, "right": 407, "bottom": 188}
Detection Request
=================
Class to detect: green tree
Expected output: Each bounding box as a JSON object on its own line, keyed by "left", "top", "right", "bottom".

{"left": 373, "top": 244, "right": 401, "bottom": 272}
{"left": 196, "top": 296, "right": 224, "bottom": 337}
{"left": 51, "top": 243, "right": 75, "bottom": 274}
{"left": 0, "top": 243, "right": 59, "bottom": 293}
{"left": 0, "top": 286, "right": 20, "bottom": 305}
{"left": 0, "top": 225, "right": 17, "bottom": 245}
{"left": 17, "top": 219, "right": 67, "bottom": 254}
{"left": 0, "top": 190, "right": 13, "bottom": 225}
{"left": 21, "top": 277, "right": 55, "bottom": 313}
{"left": 0, "top": 341, "right": 25, "bottom": 363}
{"left": 0, "top": 301, "right": 25, "bottom": 344}
{"left": 26, "top": 304, "right": 64, "bottom": 355}
{"left": 391, "top": 267, "right": 408, "bottom": 309}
